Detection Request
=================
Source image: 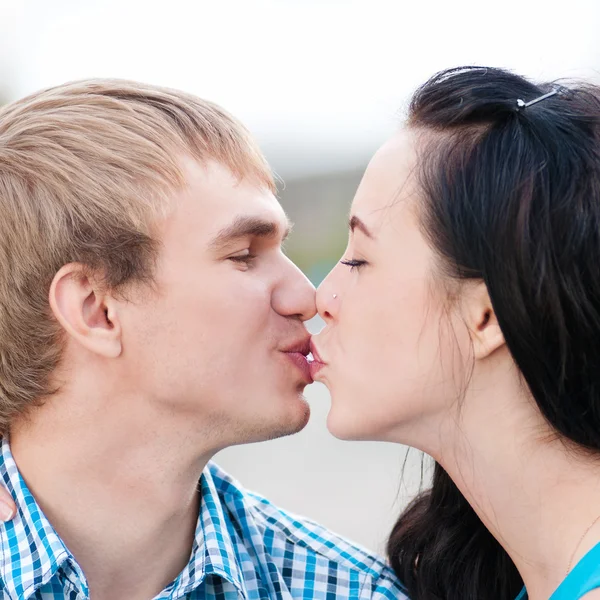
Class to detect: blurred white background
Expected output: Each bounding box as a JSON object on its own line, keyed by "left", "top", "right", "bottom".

{"left": 0, "top": 0, "right": 598, "bottom": 554}
{"left": 1, "top": 0, "right": 598, "bottom": 181}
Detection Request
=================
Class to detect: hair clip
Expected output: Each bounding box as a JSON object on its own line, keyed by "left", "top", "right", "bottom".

{"left": 516, "top": 89, "right": 559, "bottom": 110}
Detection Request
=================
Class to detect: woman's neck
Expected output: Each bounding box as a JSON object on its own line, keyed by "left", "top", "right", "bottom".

{"left": 426, "top": 362, "right": 600, "bottom": 600}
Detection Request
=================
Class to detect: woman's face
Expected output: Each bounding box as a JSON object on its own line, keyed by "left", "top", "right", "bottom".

{"left": 312, "top": 128, "right": 472, "bottom": 446}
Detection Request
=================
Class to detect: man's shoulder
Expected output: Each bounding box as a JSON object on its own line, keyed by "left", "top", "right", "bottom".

{"left": 206, "top": 462, "right": 407, "bottom": 598}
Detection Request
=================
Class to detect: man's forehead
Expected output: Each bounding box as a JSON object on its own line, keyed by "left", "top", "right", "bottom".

{"left": 178, "top": 155, "right": 285, "bottom": 220}
{"left": 203, "top": 186, "right": 289, "bottom": 239}
{"left": 182, "top": 156, "right": 272, "bottom": 200}
{"left": 158, "top": 157, "right": 286, "bottom": 250}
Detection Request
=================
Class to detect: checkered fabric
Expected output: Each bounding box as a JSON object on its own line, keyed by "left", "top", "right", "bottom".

{"left": 0, "top": 438, "right": 408, "bottom": 599}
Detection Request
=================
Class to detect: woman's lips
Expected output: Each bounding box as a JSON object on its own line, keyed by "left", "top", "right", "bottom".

{"left": 309, "top": 340, "right": 327, "bottom": 379}
{"left": 308, "top": 359, "right": 325, "bottom": 379}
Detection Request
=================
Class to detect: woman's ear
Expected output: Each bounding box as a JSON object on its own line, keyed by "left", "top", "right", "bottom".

{"left": 462, "top": 282, "right": 505, "bottom": 360}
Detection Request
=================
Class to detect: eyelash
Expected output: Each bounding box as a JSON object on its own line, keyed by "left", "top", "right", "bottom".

{"left": 340, "top": 259, "right": 367, "bottom": 272}
{"left": 229, "top": 254, "right": 257, "bottom": 267}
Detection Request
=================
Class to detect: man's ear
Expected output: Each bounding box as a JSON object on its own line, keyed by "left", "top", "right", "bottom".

{"left": 462, "top": 281, "right": 505, "bottom": 360}
{"left": 49, "top": 264, "right": 122, "bottom": 358}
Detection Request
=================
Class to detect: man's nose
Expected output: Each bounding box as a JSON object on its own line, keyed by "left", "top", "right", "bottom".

{"left": 272, "top": 256, "right": 317, "bottom": 321}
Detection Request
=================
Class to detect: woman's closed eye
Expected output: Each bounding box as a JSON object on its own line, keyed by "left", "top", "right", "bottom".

{"left": 340, "top": 259, "right": 368, "bottom": 272}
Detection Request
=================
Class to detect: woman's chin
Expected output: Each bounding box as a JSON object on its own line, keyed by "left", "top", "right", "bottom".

{"left": 326, "top": 404, "right": 376, "bottom": 441}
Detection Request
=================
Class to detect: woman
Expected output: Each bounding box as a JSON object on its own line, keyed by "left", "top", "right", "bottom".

{"left": 310, "top": 66, "right": 600, "bottom": 600}
{"left": 1, "top": 67, "right": 599, "bottom": 599}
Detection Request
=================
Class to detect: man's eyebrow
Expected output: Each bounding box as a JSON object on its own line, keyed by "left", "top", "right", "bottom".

{"left": 349, "top": 215, "right": 374, "bottom": 239}
{"left": 209, "top": 215, "right": 293, "bottom": 251}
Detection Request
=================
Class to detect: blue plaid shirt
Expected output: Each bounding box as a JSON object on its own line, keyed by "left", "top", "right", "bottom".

{"left": 0, "top": 439, "right": 407, "bottom": 599}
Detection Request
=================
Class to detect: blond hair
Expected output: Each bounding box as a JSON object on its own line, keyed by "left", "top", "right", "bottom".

{"left": 0, "top": 79, "right": 275, "bottom": 432}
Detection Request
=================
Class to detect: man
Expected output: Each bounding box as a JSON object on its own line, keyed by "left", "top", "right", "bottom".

{"left": 0, "top": 80, "right": 405, "bottom": 599}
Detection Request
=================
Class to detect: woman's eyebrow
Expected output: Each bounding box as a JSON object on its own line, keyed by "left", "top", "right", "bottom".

{"left": 349, "top": 215, "right": 374, "bottom": 239}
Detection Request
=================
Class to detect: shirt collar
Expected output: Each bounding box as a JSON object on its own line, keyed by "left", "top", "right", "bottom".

{"left": 0, "top": 437, "right": 85, "bottom": 600}
{"left": 169, "top": 461, "right": 249, "bottom": 599}
{"left": 0, "top": 439, "right": 247, "bottom": 600}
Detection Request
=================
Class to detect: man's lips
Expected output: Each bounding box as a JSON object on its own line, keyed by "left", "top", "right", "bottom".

{"left": 283, "top": 351, "right": 313, "bottom": 383}
{"left": 281, "top": 336, "right": 311, "bottom": 356}
{"left": 281, "top": 336, "right": 313, "bottom": 383}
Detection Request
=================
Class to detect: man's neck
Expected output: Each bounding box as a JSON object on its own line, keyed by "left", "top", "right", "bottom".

{"left": 430, "top": 368, "right": 600, "bottom": 600}
{"left": 10, "top": 388, "right": 213, "bottom": 600}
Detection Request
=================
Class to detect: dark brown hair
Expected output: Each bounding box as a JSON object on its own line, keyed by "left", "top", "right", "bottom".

{"left": 387, "top": 66, "right": 600, "bottom": 599}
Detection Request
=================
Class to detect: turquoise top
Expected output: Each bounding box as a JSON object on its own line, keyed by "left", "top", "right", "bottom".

{"left": 515, "top": 586, "right": 527, "bottom": 600}
{"left": 515, "top": 541, "right": 600, "bottom": 600}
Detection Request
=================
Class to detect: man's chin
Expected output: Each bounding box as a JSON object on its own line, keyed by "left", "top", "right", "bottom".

{"left": 256, "top": 396, "right": 311, "bottom": 443}
{"left": 224, "top": 393, "right": 311, "bottom": 447}
{"left": 293, "top": 396, "right": 311, "bottom": 431}
{"left": 277, "top": 396, "right": 311, "bottom": 437}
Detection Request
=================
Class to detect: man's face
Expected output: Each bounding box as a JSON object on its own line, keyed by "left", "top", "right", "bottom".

{"left": 120, "top": 157, "right": 316, "bottom": 448}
